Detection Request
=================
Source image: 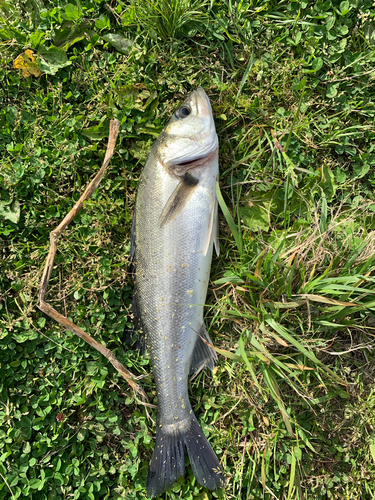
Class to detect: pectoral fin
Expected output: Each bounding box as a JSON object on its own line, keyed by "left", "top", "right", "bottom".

{"left": 159, "top": 172, "right": 199, "bottom": 228}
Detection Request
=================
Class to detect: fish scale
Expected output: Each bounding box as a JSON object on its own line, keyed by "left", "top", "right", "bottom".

{"left": 131, "top": 88, "right": 225, "bottom": 497}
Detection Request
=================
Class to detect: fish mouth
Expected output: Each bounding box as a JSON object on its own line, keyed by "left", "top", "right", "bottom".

{"left": 171, "top": 135, "right": 219, "bottom": 170}
{"left": 176, "top": 155, "right": 206, "bottom": 167}
{"left": 173, "top": 150, "right": 218, "bottom": 175}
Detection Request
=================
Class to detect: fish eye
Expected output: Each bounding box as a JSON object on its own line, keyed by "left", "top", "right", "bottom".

{"left": 175, "top": 106, "right": 191, "bottom": 119}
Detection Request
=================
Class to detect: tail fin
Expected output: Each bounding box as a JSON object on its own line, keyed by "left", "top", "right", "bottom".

{"left": 146, "top": 424, "right": 185, "bottom": 498}
{"left": 184, "top": 417, "right": 225, "bottom": 491}
{"left": 147, "top": 416, "right": 225, "bottom": 498}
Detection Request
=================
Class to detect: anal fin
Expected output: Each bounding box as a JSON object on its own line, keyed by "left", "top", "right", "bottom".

{"left": 189, "top": 324, "right": 218, "bottom": 376}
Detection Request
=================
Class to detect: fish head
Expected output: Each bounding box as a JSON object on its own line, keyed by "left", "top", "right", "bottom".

{"left": 158, "top": 87, "right": 218, "bottom": 171}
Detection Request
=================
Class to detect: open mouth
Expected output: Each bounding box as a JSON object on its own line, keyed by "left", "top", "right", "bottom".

{"left": 173, "top": 154, "right": 211, "bottom": 174}
{"left": 176, "top": 155, "right": 206, "bottom": 167}
{"left": 172, "top": 150, "right": 218, "bottom": 175}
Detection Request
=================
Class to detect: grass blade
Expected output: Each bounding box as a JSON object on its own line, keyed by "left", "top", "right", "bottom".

{"left": 264, "top": 317, "right": 346, "bottom": 384}
{"left": 236, "top": 48, "right": 254, "bottom": 99}
{"left": 320, "top": 191, "right": 327, "bottom": 233}
{"left": 287, "top": 451, "right": 296, "bottom": 500}
{"left": 261, "top": 365, "right": 294, "bottom": 436}
{"left": 216, "top": 181, "right": 243, "bottom": 255}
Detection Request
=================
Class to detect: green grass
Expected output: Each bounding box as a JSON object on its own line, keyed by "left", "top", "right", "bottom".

{"left": 1, "top": 0, "right": 375, "bottom": 498}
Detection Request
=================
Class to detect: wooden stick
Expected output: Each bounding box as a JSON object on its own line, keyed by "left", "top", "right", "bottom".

{"left": 38, "top": 119, "right": 147, "bottom": 401}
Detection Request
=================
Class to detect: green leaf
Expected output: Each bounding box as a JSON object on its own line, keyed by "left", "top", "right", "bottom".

{"left": 335, "top": 167, "right": 347, "bottom": 183}
{"left": 81, "top": 121, "right": 110, "bottom": 140}
{"left": 0, "top": 200, "right": 20, "bottom": 223}
{"left": 95, "top": 15, "right": 110, "bottom": 30}
{"left": 29, "top": 478, "right": 42, "bottom": 489}
{"left": 65, "top": 3, "right": 81, "bottom": 21}
{"left": 304, "top": 57, "right": 323, "bottom": 73}
{"left": 103, "top": 33, "right": 134, "bottom": 54}
{"left": 326, "top": 16, "right": 335, "bottom": 31}
{"left": 134, "top": 123, "right": 161, "bottom": 137}
{"left": 338, "top": 24, "right": 349, "bottom": 35}
{"left": 54, "top": 20, "right": 89, "bottom": 49}
{"left": 37, "top": 317, "right": 46, "bottom": 328}
{"left": 240, "top": 204, "right": 270, "bottom": 231}
{"left": 311, "top": 57, "right": 323, "bottom": 72}
{"left": 326, "top": 83, "right": 339, "bottom": 98}
{"left": 340, "top": 0, "right": 350, "bottom": 15}
{"left": 240, "top": 191, "right": 272, "bottom": 231}
{"left": 54, "top": 472, "right": 64, "bottom": 486}
{"left": 353, "top": 162, "right": 370, "bottom": 179}
{"left": 292, "top": 76, "right": 307, "bottom": 91}
{"left": 321, "top": 165, "right": 337, "bottom": 202}
{"left": 23, "top": 442, "right": 31, "bottom": 454}
{"left": 38, "top": 46, "right": 72, "bottom": 75}
{"left": 29, "top": 30, "right": 45, "bottom": 48}
{"left": 261, "top": 365, "right": 294, "bottom": 436}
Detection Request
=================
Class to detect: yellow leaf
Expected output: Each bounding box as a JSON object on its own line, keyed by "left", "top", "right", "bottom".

{"left": 274, "top": 335, "right": 289, "bottom": 347}
{"left": 370, "top": 432, "right": 375, "bottom": 463}
{"left": 13, "top": 49, "right": 42, "bottom": 78}
{"left": 285, "top": 363, "right": 314, "bottom": 370}
{"left": 297, "top": 293, "right": 358, "bottom": 307}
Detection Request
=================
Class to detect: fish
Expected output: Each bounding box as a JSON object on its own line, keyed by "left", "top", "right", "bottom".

{"left": 130, "top": 87, "right": 225, "bottom": 498}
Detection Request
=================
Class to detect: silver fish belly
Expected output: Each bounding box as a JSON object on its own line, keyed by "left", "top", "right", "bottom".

{"left": 130, "top": 88, "right": 225, "bottom": 498}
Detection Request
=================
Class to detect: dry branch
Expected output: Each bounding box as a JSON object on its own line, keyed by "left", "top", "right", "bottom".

{"left": 38, "top": 119, "right": 147, "bottom": 401}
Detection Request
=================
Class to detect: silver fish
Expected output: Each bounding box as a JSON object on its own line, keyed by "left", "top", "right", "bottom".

{"left": 130, "top": 87, "right": 224, "bottom": 497}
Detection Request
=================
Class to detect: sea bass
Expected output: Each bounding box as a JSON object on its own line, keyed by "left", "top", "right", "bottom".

{"left": 131, "top": 87, "right": 225, "bottom": 497}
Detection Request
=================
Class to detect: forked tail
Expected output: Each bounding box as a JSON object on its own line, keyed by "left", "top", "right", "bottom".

{"left": 146, "top": 414, "right": 225, "bottom": 498}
